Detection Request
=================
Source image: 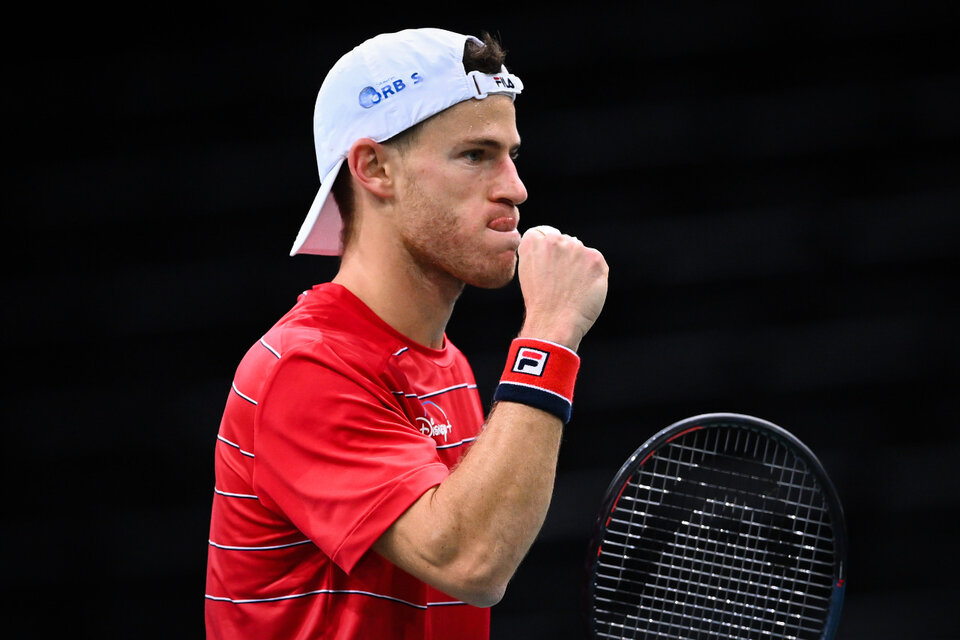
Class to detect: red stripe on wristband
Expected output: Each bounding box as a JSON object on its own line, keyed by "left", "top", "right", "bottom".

{"left": 493, "top": 338, "right": 581, "bottom": 423}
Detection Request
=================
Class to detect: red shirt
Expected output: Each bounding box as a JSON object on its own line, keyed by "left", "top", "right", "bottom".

{"left": 205, "top": 283, "right": 490, "bottom": 639}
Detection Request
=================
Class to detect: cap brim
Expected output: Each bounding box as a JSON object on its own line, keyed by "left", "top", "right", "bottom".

{"left": 290, "top": 157, "right": 346, "bottom": 256}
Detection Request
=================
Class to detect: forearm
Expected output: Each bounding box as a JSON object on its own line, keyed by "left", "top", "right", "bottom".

{"left": 436, "top": 401, "right": 563, "bottom": 592}
{"left": 374, "top": 399, "right": 563, "bottom": 606}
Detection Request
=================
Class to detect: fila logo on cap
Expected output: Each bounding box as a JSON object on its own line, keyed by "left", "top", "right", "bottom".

{"left": 358, "top": 72, "right": 424, "bottom": 109}
{"left": 512, "top": 347, "right": 549, "bottom": 376}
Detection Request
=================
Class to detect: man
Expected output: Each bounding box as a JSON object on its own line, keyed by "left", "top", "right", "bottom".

{"left": 205, "top": 28, "right": 608, "bottom": 639}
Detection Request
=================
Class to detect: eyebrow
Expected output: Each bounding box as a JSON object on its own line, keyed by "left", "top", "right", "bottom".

{"left": 463, "top": 137, "right": 522, "bottom": 155}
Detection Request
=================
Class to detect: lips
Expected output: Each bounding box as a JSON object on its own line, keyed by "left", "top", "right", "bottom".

{"left": 487, "top": 216, "right": 518, "bottom": 233}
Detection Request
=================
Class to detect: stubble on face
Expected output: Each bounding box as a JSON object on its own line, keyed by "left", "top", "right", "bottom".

{"left": 398, "top": 177, "right": 518, "bottom": 291}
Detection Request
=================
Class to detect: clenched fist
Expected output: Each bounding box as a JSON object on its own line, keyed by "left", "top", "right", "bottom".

{"left": 517, "top": 225, "right": 609, "bottom": 351}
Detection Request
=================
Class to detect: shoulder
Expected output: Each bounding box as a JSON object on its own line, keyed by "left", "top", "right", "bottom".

{"left": 267, "top": 282, "right": 405, "bottom": 369}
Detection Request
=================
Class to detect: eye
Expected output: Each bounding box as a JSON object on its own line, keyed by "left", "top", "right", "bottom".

{"left": 463, "top": 149, "right": 485, "bottom": 162}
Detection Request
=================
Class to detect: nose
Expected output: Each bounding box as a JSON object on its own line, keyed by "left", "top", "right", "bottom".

{"left": 492, "top": 156, "right": 528, "bottom": 207}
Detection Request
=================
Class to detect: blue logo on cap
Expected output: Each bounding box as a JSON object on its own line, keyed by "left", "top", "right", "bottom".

{"left": 358, "top": 86, "right": 381, "bottom": 109}
{"left": 358, "top": 72, "right": 423, "bottom": 109}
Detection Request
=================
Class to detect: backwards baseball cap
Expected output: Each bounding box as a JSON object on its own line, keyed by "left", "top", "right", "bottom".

{"left": 290, "top": 28, "right": 524, "bottom": 256}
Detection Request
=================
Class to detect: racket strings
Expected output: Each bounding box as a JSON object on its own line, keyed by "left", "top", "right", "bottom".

{"left": 598, "top": 522, "right": 837, "bottom": 585}
{"left": 592, "top": 425, "right": 837, "bottom": 639}
{"left": 593, "top": 556, "right": 832, "bottom": 630}
{"left": 614, "top": 481, "right": 835, "bottom": 547}
{"left": 663, "top": 440, "right": 824, "bottom": 499}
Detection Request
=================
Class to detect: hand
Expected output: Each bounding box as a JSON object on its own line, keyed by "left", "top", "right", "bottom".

{"left": 516, "top": 225, "right": 609, "bottom": 351}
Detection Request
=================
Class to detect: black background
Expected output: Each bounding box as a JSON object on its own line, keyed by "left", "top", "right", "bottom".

{"left": 5, "top": 1, "right": 959, "bottom": 637}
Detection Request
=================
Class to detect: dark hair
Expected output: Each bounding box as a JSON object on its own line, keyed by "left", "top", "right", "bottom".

{"left": 463, "top": 31, "right": 507, "bottom": 74}
{"left": 330, "top": 31, "right": 509, "bottom": 250}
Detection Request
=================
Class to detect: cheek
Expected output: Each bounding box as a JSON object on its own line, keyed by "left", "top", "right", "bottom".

{"left": 412, "top": 161, "right": 479, "bottom": 202}
{"left": 407, "top": 182, "right": 480, "bottom": 234}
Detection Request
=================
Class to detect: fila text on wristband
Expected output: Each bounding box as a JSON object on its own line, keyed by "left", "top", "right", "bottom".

{"left": 493, "top": 338, "right": 580, "bottom": 423}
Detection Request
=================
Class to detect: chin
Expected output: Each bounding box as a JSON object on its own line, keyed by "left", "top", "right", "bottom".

{"left": 465, "top": 257, "right": 517, "bottom": 290}
{"left": 470, "top": 274, "right": 515, "bottom": 290}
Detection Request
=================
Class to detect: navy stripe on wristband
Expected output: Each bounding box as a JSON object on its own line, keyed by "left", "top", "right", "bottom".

{"left": 494, "top": 381, "right": 574, "bottom": 423}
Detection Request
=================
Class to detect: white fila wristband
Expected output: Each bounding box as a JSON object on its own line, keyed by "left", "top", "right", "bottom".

{"left": 493, "top": 338, "right": 580, "bottom": 423}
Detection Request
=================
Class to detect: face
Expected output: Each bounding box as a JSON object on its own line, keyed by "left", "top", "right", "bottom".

{"left": 387, "top": 95, "right": 528, "bottom": 290}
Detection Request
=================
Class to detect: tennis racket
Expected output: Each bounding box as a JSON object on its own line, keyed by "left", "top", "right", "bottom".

{"left": 586, "top": 413, "right": 846, "bottom": 639}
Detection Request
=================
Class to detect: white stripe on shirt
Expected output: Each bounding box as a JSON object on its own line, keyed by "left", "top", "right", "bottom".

{"left": 259, "top": 337, "right": 281, "bottom": 359}
{"left": 231, "top": 382, "right": 258, "bottom": 405}
{"left": 217, "top": 434, "right": 255, "bottom": 458}
{"left": 391, "top": 383, "right": 478, "bottom": 400}
{"left": 208, "top": 539, "right": 312, "bottom": 551}
{"left": 435, "top": 437, "right": 477, "bottom": 450}
{"left": 205, "top": 589, "right": 466, "bottom": 609}
{"left": 214, "top": 488, "right": 258, "bottom": 499}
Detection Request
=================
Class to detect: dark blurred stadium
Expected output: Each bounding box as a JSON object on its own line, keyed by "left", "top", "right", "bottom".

{"left": 5, "top": 2, "right": 958, "bottom": 637}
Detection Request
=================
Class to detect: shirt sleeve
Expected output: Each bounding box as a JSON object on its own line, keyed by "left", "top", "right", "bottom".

{"left": 252, "top": 344, "right": 450, "bottom": 574}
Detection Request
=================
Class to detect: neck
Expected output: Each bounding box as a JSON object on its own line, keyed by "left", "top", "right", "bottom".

{"left": 333, "top": 240, "right": 463, "bottom": 350}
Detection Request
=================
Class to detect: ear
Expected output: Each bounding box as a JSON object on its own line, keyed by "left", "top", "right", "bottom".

{"left": 347, "top": 138, "right": 394, "bottom": 200}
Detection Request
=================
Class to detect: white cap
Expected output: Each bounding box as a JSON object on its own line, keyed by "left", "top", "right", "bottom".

{"left": 290, "top": 28, "right": 524, "bottom": 256}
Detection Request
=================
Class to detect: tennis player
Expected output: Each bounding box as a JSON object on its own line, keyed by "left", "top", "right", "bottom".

{"left": 204, "top": 27, "right": 608, "bottom": 639}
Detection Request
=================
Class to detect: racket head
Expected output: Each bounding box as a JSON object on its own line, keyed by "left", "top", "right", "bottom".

{"left": 586, "top": 412, "right": 847, "bottom": 640}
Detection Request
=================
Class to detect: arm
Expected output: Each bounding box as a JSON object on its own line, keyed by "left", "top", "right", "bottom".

{"left": 373, "top": 227, "right": 609, "bottom": 606}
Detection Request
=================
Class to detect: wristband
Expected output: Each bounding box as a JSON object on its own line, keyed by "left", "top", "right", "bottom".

{"left": 493, "top": 338, "right": 581, "bottom": 423}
